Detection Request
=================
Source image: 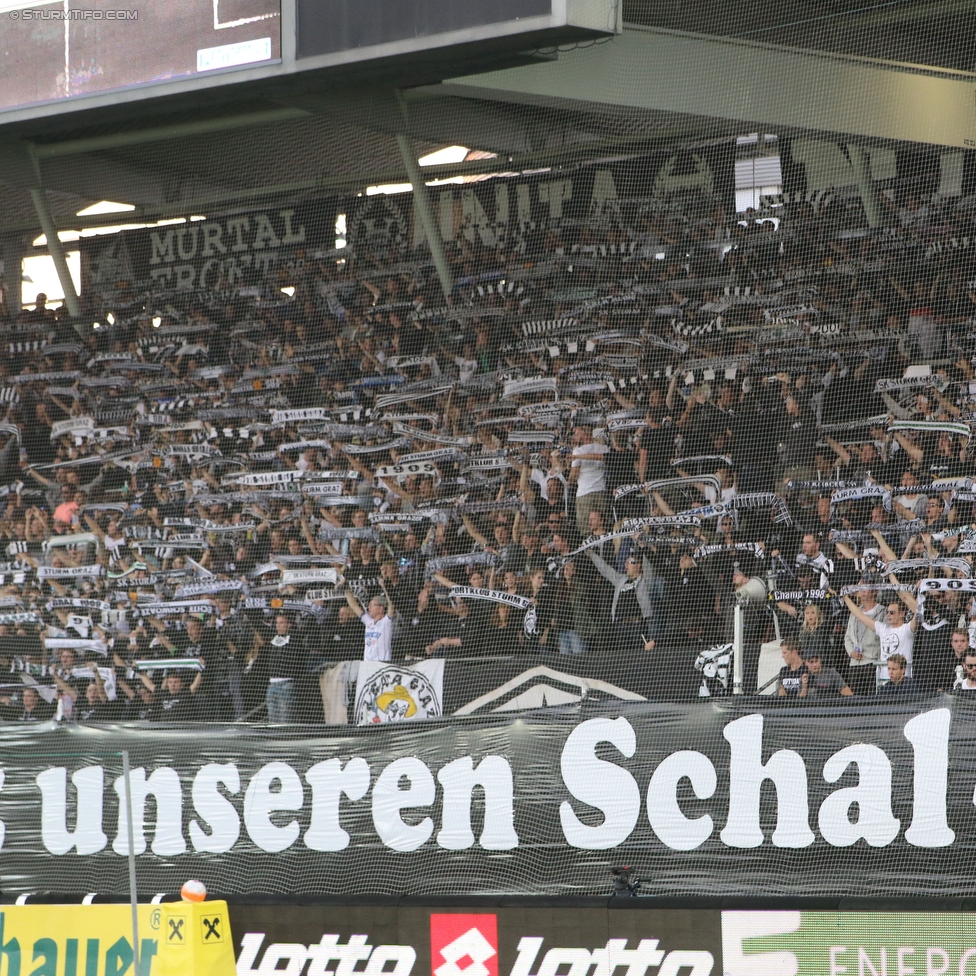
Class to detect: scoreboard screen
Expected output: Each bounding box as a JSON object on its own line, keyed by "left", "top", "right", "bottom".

{"left": 296, "top": 0, "right": 551, "bottom": 59}
{"left": 0, "top": 0, "right": 280, "bottom": 114}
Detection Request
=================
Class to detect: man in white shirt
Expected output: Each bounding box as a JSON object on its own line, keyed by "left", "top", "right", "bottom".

{"left": 569, "top": 425, "right": 610, "bottom": 535}
{"left": 843, "top": 593, "right": 918, "bottom": 682}
{"left": 453, "top": 343, "right": 478, "bottom": 383}
{"left": 345, "top": 588, "right": 393, "bottom": 662}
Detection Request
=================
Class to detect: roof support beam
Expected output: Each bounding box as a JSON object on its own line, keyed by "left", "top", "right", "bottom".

{"left": 30, "top": 187, "right": 82, "bottom": 324}
{"left": 435, "top": 27, "right": 976, "bottom": 150}
{"left": 30, "top": 108, "right": 310, "bottom": 159}
{"left": 395, "top": 92, "right": 453, "bottom": 304}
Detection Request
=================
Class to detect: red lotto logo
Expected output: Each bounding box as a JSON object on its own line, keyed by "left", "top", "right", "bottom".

{"left": 430, "top": 914, "right": 499, "bottom": 976}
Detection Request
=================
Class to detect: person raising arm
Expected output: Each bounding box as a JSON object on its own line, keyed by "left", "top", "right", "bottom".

{"left": 346, "top": 586, "right": 393, "bottom": 662}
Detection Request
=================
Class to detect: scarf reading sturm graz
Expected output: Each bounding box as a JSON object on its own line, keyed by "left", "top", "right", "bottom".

{"left": 173, "top": 579, "right": 248, "bottom": 599}
{"left": 277, "top": 440, "right": 331, "bottom": 453}
{"left": 830, "top": 484, "right": 893, "bottom": 513}
{"left": 395, "top": 449, "right": 467, "bottom": 465}
{"left": 448, "top": 586, "right": 537, "bottom": 635}
{"left": 502, "top": 377, "right": 558, "bottom": 399}
{"left": 367, "top": 512, "right": 432, "bottom": 525}
{"left": 373, "top": 384, "right": 454, "bottom": 409}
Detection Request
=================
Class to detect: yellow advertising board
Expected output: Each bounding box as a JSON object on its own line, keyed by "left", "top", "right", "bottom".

{"left": 0, "top": 901, "right": 234, "bottom": 976}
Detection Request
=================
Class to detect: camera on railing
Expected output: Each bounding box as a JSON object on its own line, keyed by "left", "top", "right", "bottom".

{"left": 609, "top": 866, "right": 641, "bottom": 897}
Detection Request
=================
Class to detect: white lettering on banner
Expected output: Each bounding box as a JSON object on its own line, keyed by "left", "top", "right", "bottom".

{"left": 237, "top": 933, "right": 709, "bottom": 976}
{"left": 559, "top": 716, "right": 640, "bottom": 849}
{"left": 147, "top": 210, "right": 306, "bottom": 290}
{"left": 304, "top": 758, "right": 370, "bottom": 852}
{"left": 436, "top": 756, "right": 519, "bottom": 851}
{"left": 21, "top": 707, "right": 960, "bottom": 858}
{"left": 189, "top": 763, "right": 241, "bottom": 854}
{"left": 36, "top": 766, "right": 106, "bottom": 855}
{"left": 244, "top": 761, "right": 304, "bottom": 853}
{"left": 646, "top": 751, "right": 717, "bottom": 851}
{"left": 372, "top": 757, "right": 436, "bottom": 852}
{"left": 237, "top": 934, "right": 416, "bottom": 976}
{"left": 720, "top": 714, "right": 815, "bottom": 849}
{"left": 903, "top": 708, "right": 954, "bottom": 847}
{"left": 112, "top": 766, "right": 185, "bottom": 856}
{"left": 509, "top": 938, "right": 712, "bottom": 976}
{"left": 818, "top": 745, "right": 899, "bottom": 848}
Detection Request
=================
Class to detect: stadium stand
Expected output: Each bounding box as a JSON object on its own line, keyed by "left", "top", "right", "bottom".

{"left": 0, "top": 175, "right": 975, "bottom": 724}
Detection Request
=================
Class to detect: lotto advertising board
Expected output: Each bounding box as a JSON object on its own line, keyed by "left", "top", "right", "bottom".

{"left": 229, "top": 907, "right": 976, "bottom": 976}
{"left": 230, "top": 905, "right": 722, "bottom": 976}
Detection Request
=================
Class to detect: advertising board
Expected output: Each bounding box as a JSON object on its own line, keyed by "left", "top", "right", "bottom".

{"left": 228, "top": 906, "right": 976, "bottom": 976}
{"left": 0, "top": 900, "right": 235, "bottom": 976}
{"left": 230, "top": 905, "right": 722, "bottom": 976}
{"left": 723, "top": 912, "right": 976, "bottom": 976}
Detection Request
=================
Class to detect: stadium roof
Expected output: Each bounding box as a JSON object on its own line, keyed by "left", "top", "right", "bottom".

{"left": 623, "top": 0, "right": 976, "bottom": 72}
{"left": 0, "top": 0, "right": 971, "bottom": 239}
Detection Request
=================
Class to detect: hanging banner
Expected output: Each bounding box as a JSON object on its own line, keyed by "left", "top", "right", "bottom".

{"left": 347, "top": 147, "right": 737, "bottom": 254}
{"left": 354, "top": 659, "right": 444, "bottom": 725}
{"left": 0, "top": 700, "right": 971, "bottom": 897}
{"left": 80, "top": 201, "right": 339, "bottom": 294}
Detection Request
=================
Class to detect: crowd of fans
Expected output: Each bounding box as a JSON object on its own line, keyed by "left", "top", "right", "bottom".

{"left": 1, "top": 177, "right": 976, "bottom": 723}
